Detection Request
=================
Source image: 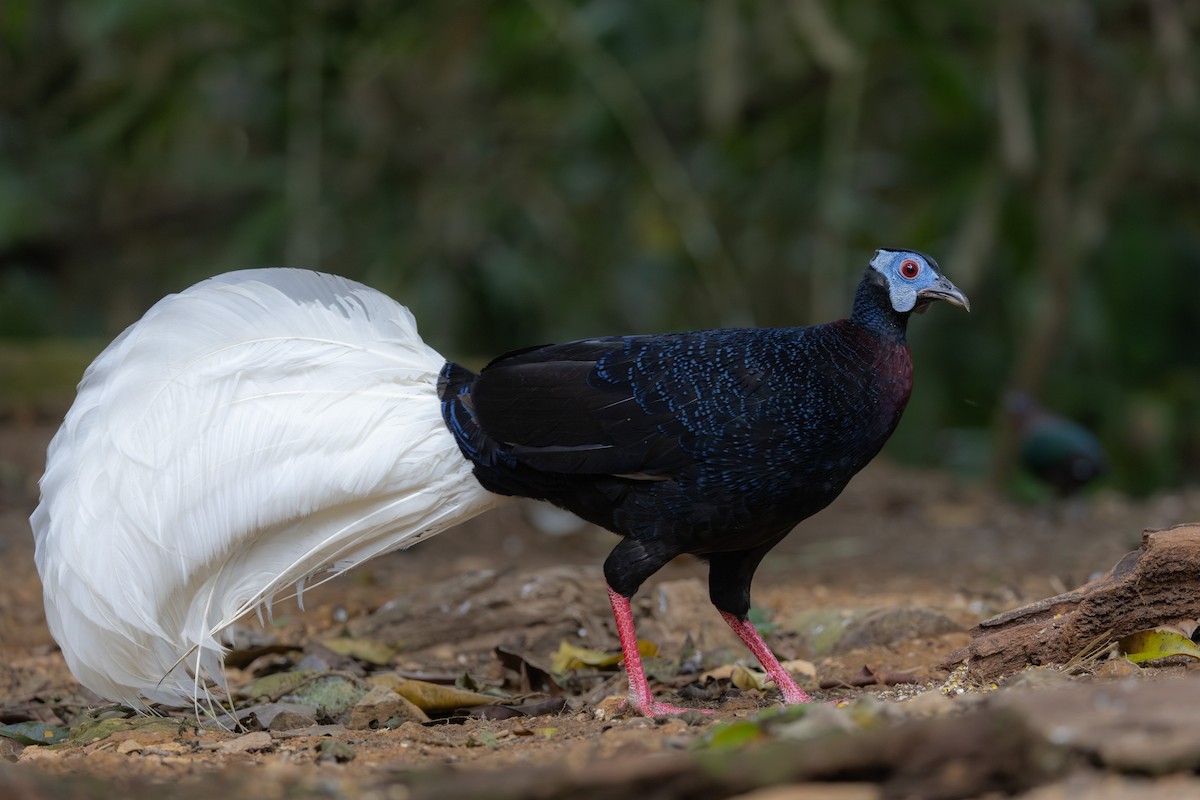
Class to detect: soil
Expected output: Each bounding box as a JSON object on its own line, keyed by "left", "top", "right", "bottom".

{"left": 4, "top": 419, "right": 1200, "bottom": 798}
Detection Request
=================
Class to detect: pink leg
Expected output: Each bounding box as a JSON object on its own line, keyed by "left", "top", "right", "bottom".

{"left": 607, "top": 585, "right": 710, "bottom": 716}
{"left": 719, "top": 610, "right": 811, "bottom": 704}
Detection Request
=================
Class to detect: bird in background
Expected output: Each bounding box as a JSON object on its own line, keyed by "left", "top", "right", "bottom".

{"left": 1006, "top": 391, "right": 1108, "bottom": 497}
{"left": 31, "top": 248, "right": 968, "bottom": 717}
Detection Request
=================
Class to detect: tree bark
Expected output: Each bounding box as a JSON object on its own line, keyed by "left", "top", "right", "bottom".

{"left": 946, "top": 524, "right": 1200, "bottom": 682}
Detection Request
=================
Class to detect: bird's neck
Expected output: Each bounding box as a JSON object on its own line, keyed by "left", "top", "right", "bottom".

{"left": 849, "top": 271, "right": 909, "bottom": 343}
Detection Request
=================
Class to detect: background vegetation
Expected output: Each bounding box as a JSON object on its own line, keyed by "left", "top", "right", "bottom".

{"left": 1, "top": 0, "right": 1197, "bottom": 494}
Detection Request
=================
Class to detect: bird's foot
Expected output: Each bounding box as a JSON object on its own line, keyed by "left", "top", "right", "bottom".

{"left": 772, "top": 681, "right": 811, "bottom": 700}
{"left": 774, "top": 681, "right": 812, "bottom": 705}
{"left": 719, "top": 610, "right": 813, "bottom": 705}
{"left": 625, "top": 697, "right": 713, "bottom": 717}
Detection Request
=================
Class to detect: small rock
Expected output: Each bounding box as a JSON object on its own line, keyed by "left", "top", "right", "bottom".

{"left": 220, "top": 731, "right": 273, "bottom": 754}
{"left": 317, "top": 738, "right": 356, "bottom": 763}
{"left": 0, "top": 738, "right": 25, "bottom": 762}
{"left": 346, "top": 685, "right": 429, "bottom": 729}
{"left": 897, "top": 689, "right": 955, "bottom": 718}
{"left": 17, "top": 746, "right": 63, "bottom": 763}
{"left": 243, "top": 702, "right": 319, "bottom": 731}
{"left": 1091, "top": 656, "right": 1143, "bottom": 679}
{"left": 775, "top": 702, "right": 857, "bottom": 742}
{"left": 116, "top": 739, "right": 144, "bottom": 754}
{"left": 283, "top": 673, "right": 369, "bottom": 720}
{"left": 145, "top": 742, "right": 188, "bottom": 756}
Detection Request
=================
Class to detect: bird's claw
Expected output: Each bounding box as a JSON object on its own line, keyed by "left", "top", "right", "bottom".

{"left": 626, "top": 699, "right": 713, "bottom": 717}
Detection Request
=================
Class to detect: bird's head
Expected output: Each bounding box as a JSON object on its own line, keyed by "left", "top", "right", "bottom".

{"left": 869, "top": 249, "right": 970, "bottom": 315}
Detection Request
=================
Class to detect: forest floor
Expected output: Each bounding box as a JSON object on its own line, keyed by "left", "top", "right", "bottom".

{"left": 4, "top": 419, "right": 1200, "bottom": 799}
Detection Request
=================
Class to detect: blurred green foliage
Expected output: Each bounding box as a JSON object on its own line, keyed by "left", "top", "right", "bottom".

{"left": 1, "top": 1, "right": 1198, "bottom": 492}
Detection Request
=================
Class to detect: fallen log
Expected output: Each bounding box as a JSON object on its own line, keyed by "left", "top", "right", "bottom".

{"left": 947, "top": 523, "right": 1200, "bottom": 682}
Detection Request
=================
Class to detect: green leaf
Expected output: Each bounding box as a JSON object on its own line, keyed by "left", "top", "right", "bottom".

{"left": 240, "top": 669, "right": 319, "bottom": 701}
{"left": 0, "top": 721, "right": 69, "bottom": 746}
{"left": 69, "top": 717, "right": 180, "bottom": 745}
{"left": 695, "top": 720, "right": 765, "bottom": 752}
{"left": 468, "top": 731, "right": 499, "bottom": 748}
{"left": 1119, "top": 629, "right": 1200, "bottom": 664}
{"left": 693, "top": 705, "right": 812, "bottom": 752}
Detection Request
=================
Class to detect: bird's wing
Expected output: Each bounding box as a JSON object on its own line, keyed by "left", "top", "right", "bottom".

{"left": 470, "top": 332, "right": 778, "bottom": 477}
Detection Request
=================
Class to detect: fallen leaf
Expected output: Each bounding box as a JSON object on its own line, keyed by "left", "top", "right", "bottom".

{"left": 550, "top": 640, "right": 657, "bottom": 673}
{"left": 369, "top": 674, "right": 500, "bottom": 712}
{"left": 700, "top": 659, "right": 816, "bottom": 687}
{"left": 471, "top": 697, "right": 570, "bottom": 720}
{"left": 731, "top": 664, "right": 769, "bottom": 692}
{"left": 240, "top": 670, "right": 319, "bottom": 701}
{"left": 699, "top": 664, "right": 739, "bottom": 682}
{"left": 346, "top": 685, "right": 429, "bottom": 728}
{"left": 494, "top": 646, "right": 558, "bottom": 693}
{"left": 242, "top": 670, "right": 370, "bottom": 719}
{"left": 779, "top": 658, "right": 818, "bottom": 679}
{"left": 693, "top": 705, "right": 812, "bottom": 752}
{"left": 68, "top": 717, "right": 180, "bottom": 746}
{"left": 321, "top": 637, "right": 396, "bottom": 666}
{"left": 695, "top": 720, "right": 765, "bottom": 752}
{"left": 1119, "top": 629, "right": 1200, "bottom": 664}
{"left": 0, "top": 722, "right": 68, "bottom": 746}
{"left": 222, "top": 643, "right": 302, "bottom": 670}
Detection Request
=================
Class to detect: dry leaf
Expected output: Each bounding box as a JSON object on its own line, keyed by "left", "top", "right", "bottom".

{"left": 369, "top": 674, "right": 500, "bottom": 711}
{"left": 321, "top": 637, "right": 396, "bottom": 665}
{"left": 550, "top": 640, "right": 657, "bottom": 673}
{"left": 1119, "top": 629, "right": 1200, "bottom": 664}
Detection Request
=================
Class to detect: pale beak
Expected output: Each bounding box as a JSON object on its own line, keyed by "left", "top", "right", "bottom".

{"left": 918, "top": 275, "right": 970, "bottom": 312}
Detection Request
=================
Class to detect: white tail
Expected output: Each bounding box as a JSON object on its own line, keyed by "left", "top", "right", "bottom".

{"left": 31, "top": 269, "right": 502, "bottom": 709}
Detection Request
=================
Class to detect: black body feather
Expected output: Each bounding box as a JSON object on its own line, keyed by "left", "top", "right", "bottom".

{"left": 439, "top": 271, "right": 917, "bottom": 617}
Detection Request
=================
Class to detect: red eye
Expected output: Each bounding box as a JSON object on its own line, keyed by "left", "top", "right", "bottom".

{"left": 900, "top": 259, "right": 920, "bottom": 279}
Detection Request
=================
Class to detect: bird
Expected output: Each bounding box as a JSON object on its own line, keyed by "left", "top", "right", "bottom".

{"left": 1006, "top": 391, "right": 1107, "bottom": 497}
{"left": 30, "top": 249, "right": 968, "bottom": 717}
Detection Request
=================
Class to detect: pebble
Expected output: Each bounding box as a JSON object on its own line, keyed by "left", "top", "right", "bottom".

{"left": 220, "top": 731, "right": 274, "bottom": 754}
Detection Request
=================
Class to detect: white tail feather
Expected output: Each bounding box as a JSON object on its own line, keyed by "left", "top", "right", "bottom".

{"left": 31, "top": 268, "right": 503, "bottom": 709}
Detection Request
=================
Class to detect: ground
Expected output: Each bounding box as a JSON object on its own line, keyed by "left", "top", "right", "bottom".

{"left": 4, "top": 419, "right": 1200, "bottom": 799}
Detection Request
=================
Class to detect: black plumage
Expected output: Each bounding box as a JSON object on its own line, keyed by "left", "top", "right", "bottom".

{"left": 440, "top": 248, "right": 969, "bottom": 714}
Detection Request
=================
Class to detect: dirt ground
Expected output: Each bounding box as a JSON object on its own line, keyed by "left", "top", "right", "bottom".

{"left": 4, "top": 419, "right": 1200, "bottom": 799}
